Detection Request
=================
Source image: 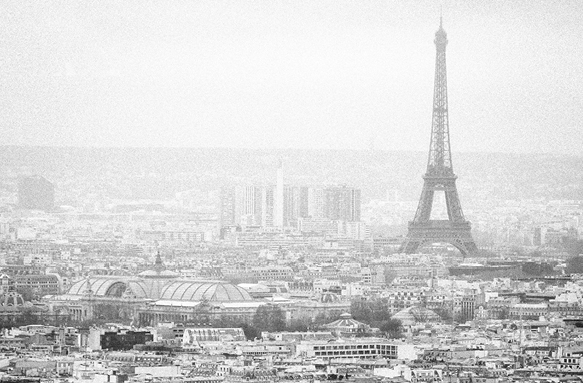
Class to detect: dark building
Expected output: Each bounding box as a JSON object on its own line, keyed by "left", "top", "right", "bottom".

{"left": 18, "top": 176, "right": 55, "bottom": 211}
{"left": 219, "top": 187, "right": 236, "bottom": 228}
{"left": 100, "top": 330, "right": 153, "bottom": 351}
{"left": 299, "top": 187, "right": 310, "bottom": 219}
{"left": 324, "top": 186, "right": 361, "bottom": 222}
{"left": 283, "top": 186, "right": 300, "bottom": 227}
{"left": 262, "top": 186, "right": 274, "bottom": 227}
{"left": 533, "top": 227, "right": 542, "bottom": 246}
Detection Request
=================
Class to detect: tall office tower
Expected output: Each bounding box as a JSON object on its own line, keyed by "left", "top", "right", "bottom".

{"left": 297, "top": 186, "right": 326, "bottom": 219}
{"left": 308, "top": 187, "right": 325, "bottom": 218}
{"left": 221, "top": 185, "right": 274, "bottom": 228}
{"left": 252, "top": 186, "right": 263, "bottom": 225}
{"left": 274, "top": 160, "right": 284, "bottom": 227}
{"left": 261, "top": 186, "right": 275, "bottom": 227}
{"left": 299, "top": 187, "right": 310, "bottom": 218}
{"left": 219, "top": 187, "right": 237, "bottom": 228}
{"left": 235, "top": 186, "right": 263, "bottom": 226}
{"left": 283, "top": 185, "right": 301, "bottom": 227}
{"left": 324, "top": 186, "right": 361, "bottom": 222}
{"left": 18, "top": 176, "right": 55, "bottom": 211}
{"left": 400, "top": 20, "right": 477, "bottom": 256}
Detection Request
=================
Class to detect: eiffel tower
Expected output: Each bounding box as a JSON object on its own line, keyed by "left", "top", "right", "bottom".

{"left": 400, "top": 19, "right": 478, "bottom": 257}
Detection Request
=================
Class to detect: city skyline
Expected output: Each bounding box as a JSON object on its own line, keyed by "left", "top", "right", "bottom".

{"left": 0, "top": 1, "right": 581, "bottom": 155}
{"left": 1, "top": 2, "right": 583, "bottom": 378}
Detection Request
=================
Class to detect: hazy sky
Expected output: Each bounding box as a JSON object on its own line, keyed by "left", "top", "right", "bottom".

{"left": 0, "top": 0, "right": 581, "bottom": 154}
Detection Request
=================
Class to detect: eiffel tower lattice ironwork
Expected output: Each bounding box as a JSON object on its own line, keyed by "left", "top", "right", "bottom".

{"left": 400, "top": 19, "right": 478, "bottom": 257}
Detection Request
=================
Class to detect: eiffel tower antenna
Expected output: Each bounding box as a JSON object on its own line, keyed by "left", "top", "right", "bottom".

{"left": 400, "top": 20, "right": 478, "bottom": 257}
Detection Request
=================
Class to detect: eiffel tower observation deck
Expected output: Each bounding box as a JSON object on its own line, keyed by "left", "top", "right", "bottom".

{"left": 400, "top": 19, "right": 478, "bottom": 257}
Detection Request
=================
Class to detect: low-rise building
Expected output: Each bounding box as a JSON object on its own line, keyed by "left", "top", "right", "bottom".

{"left": 295, "top": 338, "right": 416, "bottom": 360}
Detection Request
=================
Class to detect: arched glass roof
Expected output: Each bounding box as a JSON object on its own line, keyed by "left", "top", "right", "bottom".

{"left": 67, "top": 277, "right": 154, "bottom": 299}
{"left": 66, "top": 278, "right": 252, "bottom": 302}
{"left": 159, "top": 281, "right": 253, "bottom": 302}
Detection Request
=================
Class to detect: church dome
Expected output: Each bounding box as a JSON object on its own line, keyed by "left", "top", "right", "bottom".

{"left": 159, "top": 281, "right": 253, "bottom": 302}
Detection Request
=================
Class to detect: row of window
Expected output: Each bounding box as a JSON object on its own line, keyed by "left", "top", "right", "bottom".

{"left": 314, "top": 349, "right": 396, "bottom": 357}
{"left": 313, "top": 344, "right": 397, "bottom": 351}
{"left": 561, "top": 358, "right": 581, "bottom": 364}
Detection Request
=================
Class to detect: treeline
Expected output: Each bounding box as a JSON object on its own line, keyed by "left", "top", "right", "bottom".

{"left": 2, "top": 301, "right": 405, "bottom": 341}
{"left": 185, "top": 303, "right": 403, "bottom": 340}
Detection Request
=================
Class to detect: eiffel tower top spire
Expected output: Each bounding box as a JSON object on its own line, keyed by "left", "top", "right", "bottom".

{"left": 426, "top": 18, "right": 452, "bottom": 177}
{"left": 435, "top": 18, "right": 447, "bottom": 46}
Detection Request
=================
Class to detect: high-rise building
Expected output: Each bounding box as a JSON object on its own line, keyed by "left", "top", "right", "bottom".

{"left": 274, "top": 160, "right": 284, "bottom": 227}
{"left": 220, "top": 185, "right": 278, "bottom": 228}
{"left": 283, "top": 186, "right": 324, "bottom": 227}
{"left": 283, "top": 185, "right": 299, "bottom": 227}
{"left": 18, "top": 176, "right": 54, "bottom": 211}
{"left": 299, "top": 187, "right": 310, "bottom": 219}
{"left": 234, "top": 186, "right": 263, "bottom": 226}
{"left": 307, "top": 187, "right": 325, "bottom": 219}
{"left": 324, "top": 186, "right": 361, "bottom": 222}
{"left": 261, "top": 186, "right": 274, "bottom": 228}
{"left": 219, "top": 187, "right": 236, "bottom": 228}
{"left": 220, "top": 178, "right": 361, "bottom": 231}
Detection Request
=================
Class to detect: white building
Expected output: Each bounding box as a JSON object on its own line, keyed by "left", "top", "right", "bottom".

{"left": 295, "top": 338, "right": 416, "bottom": 361}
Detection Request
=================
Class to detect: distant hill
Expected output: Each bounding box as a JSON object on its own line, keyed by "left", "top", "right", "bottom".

{"left": 0, "top": 146, "right": 581, "bottom": 204}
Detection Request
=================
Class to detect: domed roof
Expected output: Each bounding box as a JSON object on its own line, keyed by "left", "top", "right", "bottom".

{"left": 324, "top": 313, "right": 367, "bottom": 330}
{"left": 159, "top": 281, "right": 253, "bottom": 302}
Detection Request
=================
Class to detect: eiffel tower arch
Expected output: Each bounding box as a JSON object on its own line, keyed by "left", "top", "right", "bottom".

{"left": 400, "top": 19, "right": 478, "bottom": 257}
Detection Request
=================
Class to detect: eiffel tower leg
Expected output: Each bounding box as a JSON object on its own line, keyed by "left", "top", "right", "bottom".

{"left": 400, "top": 238, "right": 421, "bottom": 254}
{"left": 444, "top": 185, "right": 465, "bottom": 222}
{"left": 460, "top": 240, "right": 478, "bottom": 255}
{"left": 449, "top": 236, "right": 479, "bottom": 258}
{"left": 451, "top": 241, "right": 469, "bottom": 257}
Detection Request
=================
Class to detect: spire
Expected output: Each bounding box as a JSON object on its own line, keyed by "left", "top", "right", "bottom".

{"left": 435, "top": 17, "right": 448, "bottom": 49}
{"left": 154, "top": 250, "right": 166, "bottom": 272}
{"left": 274, "top": 158, "right": 285, "bottom": 227}
{"left": 428, "top": 17, "right": 451, "bottom": 175}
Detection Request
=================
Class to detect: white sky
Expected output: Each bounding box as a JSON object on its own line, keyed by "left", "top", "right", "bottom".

{"left": 0, "top": 0, "right": 581, "bottom": 154}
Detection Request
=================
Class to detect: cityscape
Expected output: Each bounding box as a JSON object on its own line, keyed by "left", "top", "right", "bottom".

{"left": 1, "top": 1, "right": 583, "bottom": 383}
